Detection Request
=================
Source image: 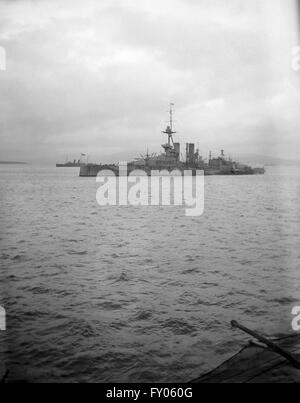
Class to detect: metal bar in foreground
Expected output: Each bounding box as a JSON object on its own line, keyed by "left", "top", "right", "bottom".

{"left": 231, "top": 320, "right": 300, "bottom": 370}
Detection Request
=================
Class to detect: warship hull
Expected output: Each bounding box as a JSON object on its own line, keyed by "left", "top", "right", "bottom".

{"left": 56, "top": 162, "right": 83, "bottom": 167}
{"left": 79, "top": 164, "right": 263, "bottom": 177}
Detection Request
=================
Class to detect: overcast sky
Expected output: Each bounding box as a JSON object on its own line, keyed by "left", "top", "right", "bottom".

{"left": 0, "top": 0, "right": 299, "bottom": 164}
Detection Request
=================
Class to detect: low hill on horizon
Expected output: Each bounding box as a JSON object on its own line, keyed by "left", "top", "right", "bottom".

{"left": 238, "top": 154, "right": 300, "bottom": 167}
{"left": 0, "top": 161, "right": 28, "bottom": 165}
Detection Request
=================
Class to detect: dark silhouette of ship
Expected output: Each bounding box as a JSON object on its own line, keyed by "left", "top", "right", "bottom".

{"left": 56, "top": 155, "right": 85, "bottom": 167}
{"left": 79, "top": 105, "right": 265, "bottom": 177}
{"left": 56, "top": 160, "right": 82, "bottom": 168}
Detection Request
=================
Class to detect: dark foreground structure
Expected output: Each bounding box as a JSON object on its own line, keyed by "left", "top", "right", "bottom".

{"left": 193, "top": 322, "right": 300, "bottom": 383}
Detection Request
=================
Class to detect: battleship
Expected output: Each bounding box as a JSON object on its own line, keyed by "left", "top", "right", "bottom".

{"left": 79, "top": 105, "right": 265, "bottom": 177}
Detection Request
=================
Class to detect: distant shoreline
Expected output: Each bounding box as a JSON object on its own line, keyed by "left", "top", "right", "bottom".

{"left": 0, "top": 161, "right": 28, "bottom": 165}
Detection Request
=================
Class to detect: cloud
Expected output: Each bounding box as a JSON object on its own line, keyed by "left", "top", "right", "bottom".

{"left": 0, "top": 0, "right": 299, "bottom": 163}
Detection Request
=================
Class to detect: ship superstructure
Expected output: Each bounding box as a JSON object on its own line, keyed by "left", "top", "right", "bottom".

{"left": 79, "top": 104, "right": 265, "bottom": 177}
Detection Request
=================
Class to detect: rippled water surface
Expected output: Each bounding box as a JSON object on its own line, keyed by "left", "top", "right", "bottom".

{"left": 0, "top": 165, "right": 299, "bottom": 382}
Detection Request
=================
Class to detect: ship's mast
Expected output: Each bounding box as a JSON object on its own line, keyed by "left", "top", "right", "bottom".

{"left": 163, "top": 103, "right": 176, "bottom": 147}
{"left": 170, "top": 103, "right": 174, "bottom": 133}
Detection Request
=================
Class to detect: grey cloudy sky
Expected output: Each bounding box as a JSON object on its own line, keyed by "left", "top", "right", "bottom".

{"left": 0, "top": 0, "right": 299, "bottom": 164}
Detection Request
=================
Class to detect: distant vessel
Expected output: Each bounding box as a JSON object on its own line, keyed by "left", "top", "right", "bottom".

{"left": 79, "top": 105, "right": 265, "bottom": 177}
{"left": 56, "top": 154, "right": 85, "bottom": 167}
{"left": 56, "top": 160, "right": 83, "bottom": 168}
